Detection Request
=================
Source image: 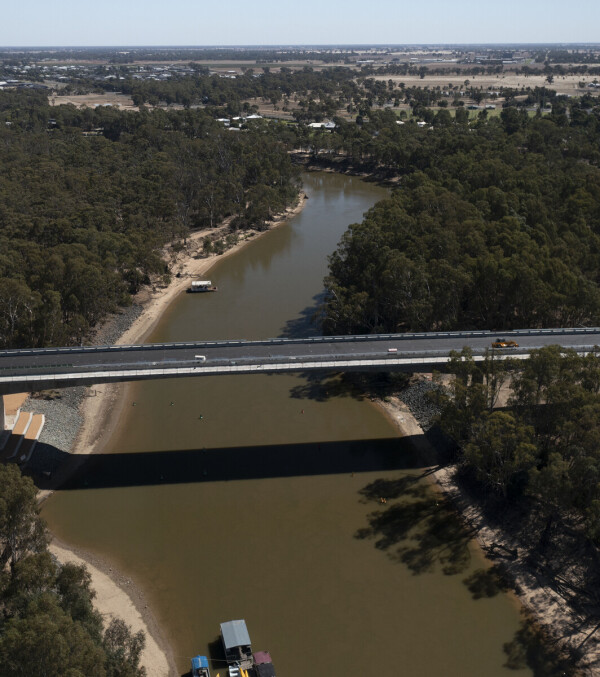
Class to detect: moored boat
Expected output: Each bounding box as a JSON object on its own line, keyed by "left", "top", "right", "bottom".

{"left": 219, "top": 620, "right": 276, "bottom": 677}
{"left": 191, "top": 654, "right": 211, "bottom": 677}
{"left": 188, "top": 280, "right": 218, "bottom": 293}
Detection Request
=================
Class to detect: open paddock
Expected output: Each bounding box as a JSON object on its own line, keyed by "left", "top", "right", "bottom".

{"left": 49, "top": 92, "right": 137, "bottom": 110}
{"left": 374, "top": 72, "right": 600, "bottom": 96}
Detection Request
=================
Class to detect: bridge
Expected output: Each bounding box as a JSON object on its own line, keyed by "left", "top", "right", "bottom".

{"left": 0, "top": 327, "right": 599, "bottom": 396}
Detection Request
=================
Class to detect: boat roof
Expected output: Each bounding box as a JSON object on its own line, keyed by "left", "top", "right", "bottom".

{"left": 253, "top": 651, "right": 272, "bottom": 665}
{"left": 192, "top": 655, "right": 209, "bottom": 669}
{"left": 221, "top": 619, "right": 251, "bottom": 649}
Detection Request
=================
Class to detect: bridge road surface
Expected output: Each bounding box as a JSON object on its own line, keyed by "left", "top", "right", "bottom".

{"left": 1, "top": 328, "right": 600, "bottom": 395}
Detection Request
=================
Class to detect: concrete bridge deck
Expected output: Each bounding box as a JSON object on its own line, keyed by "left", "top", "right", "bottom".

{"left": 1, "top": 328, "right": 599, "bottom": 395}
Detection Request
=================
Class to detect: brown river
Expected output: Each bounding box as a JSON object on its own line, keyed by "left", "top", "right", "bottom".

{"left": 43, "top": 172, "right": 531, "bottom": 677}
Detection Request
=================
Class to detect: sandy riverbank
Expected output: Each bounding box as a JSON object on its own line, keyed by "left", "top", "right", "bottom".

{"left": 42, "top": 193, "right": 308, "bottom": 677}
{"left": 377, "top": 392, "right": 600, "bottom": 675}
{"left": 72, "top": 193, "right": 307, "bottom": 460}
{"left": 49, "top": 541, "right": 171, "bottom": 677}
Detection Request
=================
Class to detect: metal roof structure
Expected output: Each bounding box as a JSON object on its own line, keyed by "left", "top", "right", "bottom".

{"left": 220, "top": 620, "right": 251, "bottom": 649}
{"left": 192, "top": 655, "right": 209, "bottom": 669}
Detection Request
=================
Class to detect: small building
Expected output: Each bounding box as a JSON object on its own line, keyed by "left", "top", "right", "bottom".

{"left": 220, "top": 620, "right": 252, "bottom": 667}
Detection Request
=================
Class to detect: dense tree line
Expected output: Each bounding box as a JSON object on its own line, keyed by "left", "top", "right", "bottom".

{"left": 535, "top": 49, "right": 600, "bottom": 65}
{"left": 0, "top": 464, "right": 145, "bottom": 675}
{"left": 321, "top": 105, "right": 600, "bottom": 334}
{"left": 0, "top": 91, "right": 299, "bottom": 348}
{"left": 100, "top": 67, "right": 359, "bottom": 113}
{"left": 435, "top": 347, "right": 600, "bottom": 544}
{"left": 0, "top": 47, "right": 359, "bottom": 65}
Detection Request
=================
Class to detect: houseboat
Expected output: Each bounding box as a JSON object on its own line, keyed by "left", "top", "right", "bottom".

{"left": 219, "top": 620, "right": 276, "bottom": 677}
{"left": 188, "top": 280, "right": 218, "bottom": 293}
{"left": 221, "top": 620, "right": 253, "bottom": 670}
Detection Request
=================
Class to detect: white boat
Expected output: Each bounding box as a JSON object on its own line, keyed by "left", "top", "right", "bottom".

{"left": 188, "top": 280, "right": 218, "bottom": 293}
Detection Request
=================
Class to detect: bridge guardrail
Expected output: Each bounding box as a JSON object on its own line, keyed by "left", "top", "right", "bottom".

{"left": 2, "top": 326, "right": 600, "bottom": 359}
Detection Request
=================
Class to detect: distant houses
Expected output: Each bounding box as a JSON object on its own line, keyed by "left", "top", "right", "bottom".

{"left": 216, "top": 114, "right": 263, "bottom": 127}
{"left": 307, "top": 121, "right": 336, "bottom": 130}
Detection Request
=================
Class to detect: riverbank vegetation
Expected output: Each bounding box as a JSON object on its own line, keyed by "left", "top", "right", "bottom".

{"left": 2, "top": 53, "right": 600, "bottom": 674}
{"left": 0, "top": 90, "right": 299, "bottom": 348}
{"left": 316, "top": 89, "right": 600, "bottom": 549}
{"left": 322, "top": 104, "right": 600, "bottom": 334}
{"left": 437, "top": 347, "right": 600, "bottom": 541}
{"left": 318, "top": 93, "right": 600, "bottom": 670}
{"left": 0, "top": 464, "right": 145, "bottom": 676}
{"left": 427, "top": 347, "right": 600, "bottom": 669}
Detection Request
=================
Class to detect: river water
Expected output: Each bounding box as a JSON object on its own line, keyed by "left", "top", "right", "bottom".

{"left": 43, "top": 172, "right": 530, "bottom": 677}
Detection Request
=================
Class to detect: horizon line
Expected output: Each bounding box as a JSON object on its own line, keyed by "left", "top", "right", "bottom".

{"left": 2, "top": 42, "right": 600, "bottom": 50}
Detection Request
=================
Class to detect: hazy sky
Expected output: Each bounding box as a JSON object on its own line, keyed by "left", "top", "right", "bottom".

{"left": 2, "top": 0, "right": 599, "bottom": 47}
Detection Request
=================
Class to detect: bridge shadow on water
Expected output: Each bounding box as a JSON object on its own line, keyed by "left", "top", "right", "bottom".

{"left": 30, "top": 433, "right": 434, "bottom": 492}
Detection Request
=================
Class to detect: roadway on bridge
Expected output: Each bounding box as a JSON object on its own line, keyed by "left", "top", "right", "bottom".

{"left": 2, "top": 328, "right": 600, "bottom": 377}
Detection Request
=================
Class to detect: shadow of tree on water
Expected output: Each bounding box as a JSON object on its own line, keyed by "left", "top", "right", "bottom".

{"left": 289, "top": 370, "right": 411, "bottom": 403}
{"left": 289, "top": 372, "right": 369, "bottom": 402}
{"left": 355, "top": 474, "right": 473, "bottom": 576}
{"left": 463, "top": 564, "right": 513, "bottom": 600}
{"left": 503, "top": 615, "right": 583, "bottom": 676}
{"left": 278, "top": 295, "right": 324, "bottom": 339}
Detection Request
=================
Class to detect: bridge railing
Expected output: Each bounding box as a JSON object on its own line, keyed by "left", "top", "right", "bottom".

{"left": 1, "top": 327, "right": 600, "bottom": 359}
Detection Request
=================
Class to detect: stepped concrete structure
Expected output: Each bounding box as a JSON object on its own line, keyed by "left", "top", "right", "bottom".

{"left": 0, "top": 394, "right": 45, "bottom": 464}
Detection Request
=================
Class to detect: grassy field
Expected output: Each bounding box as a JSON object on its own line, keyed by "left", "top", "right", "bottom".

{"left": 374, "top": 72, "right": 597, "bottom": 96}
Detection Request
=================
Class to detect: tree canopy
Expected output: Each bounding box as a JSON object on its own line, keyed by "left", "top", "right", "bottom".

{"left": 0, "top": 90, "right": 299, "bottom": 348}
{"left": 0, "top": 465, "right": 146, "bottom": 676}
{"left": 322, "top": 108, "right": 600, "bottom": 334}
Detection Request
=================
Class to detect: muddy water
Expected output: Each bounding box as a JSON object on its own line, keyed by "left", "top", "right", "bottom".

{"left": 44, "top": 173, "right": 531, "bottom": 677}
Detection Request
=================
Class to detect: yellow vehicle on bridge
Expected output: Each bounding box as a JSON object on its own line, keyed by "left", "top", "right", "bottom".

{"left": 491, "top": 338, "right": 519, "bottom": 349}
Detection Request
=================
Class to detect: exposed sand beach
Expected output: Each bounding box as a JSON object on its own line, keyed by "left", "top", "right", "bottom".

{"left": 43, "top": 194, "right": 308, "bottom": 677}
{"left": 50, "top": 541, "right": 172, "bottom": 677}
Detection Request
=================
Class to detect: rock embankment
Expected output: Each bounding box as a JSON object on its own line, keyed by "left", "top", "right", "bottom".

{"left": 25, "top": 304, "right": 143, "bottom": 475}
{"left": 395, "top": 377, "right": 442, "bottom": 432}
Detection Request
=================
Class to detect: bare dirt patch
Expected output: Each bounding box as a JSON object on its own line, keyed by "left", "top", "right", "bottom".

{"left": 375, "top": 73, "right": 596, "bottom": 96}
{"left": 50, "top": 92, "right": 137, "bottom": 110}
